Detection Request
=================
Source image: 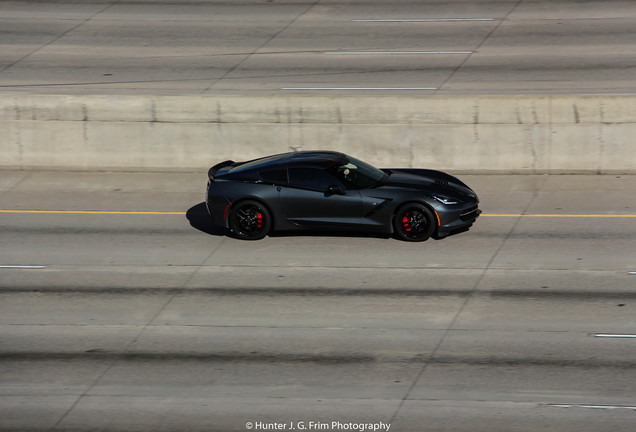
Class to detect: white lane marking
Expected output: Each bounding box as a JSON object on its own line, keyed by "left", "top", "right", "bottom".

{"left": 353, "top": 18, "right": 495, "bottom": 22}
{"left": 282, "top": 87, "right": 437, "bottom": 91}
{"left": 629, "top": 271, "right": 636, "bottom": 275}
{"left": 550, "top": 404, "right": 636, "bottom": 411}
{"left": 325, "top": 51, "right": 473, "bottom": 55}
{"left": 593, "top": 334, "right": 636, "bottom": 338}
{"left": 0, "top": 265, "right": 47, "bottom": 269}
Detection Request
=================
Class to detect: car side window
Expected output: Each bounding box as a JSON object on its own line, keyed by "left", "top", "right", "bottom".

{"left": 258, "top": 168, "right": 288, "bottom": 184}
{"left": 288, "top": 168, "right": 345, "bottom": 191}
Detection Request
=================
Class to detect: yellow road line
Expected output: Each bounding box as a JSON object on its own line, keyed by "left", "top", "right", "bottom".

{"left": 482, "top": 214, "right": 636, "bottom": 218}
{"left": 0, "top": 209, "right": 635, "bottom": 218}
{"left": 0, "top": 209, "right": 184, "bottom": 215}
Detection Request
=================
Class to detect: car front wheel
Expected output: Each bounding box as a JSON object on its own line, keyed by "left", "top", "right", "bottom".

{"left": 229, "top": 200, "right": 272, "bottom": 240}
{"left": 394, "top": 203, "right": 435, "bottom": 242}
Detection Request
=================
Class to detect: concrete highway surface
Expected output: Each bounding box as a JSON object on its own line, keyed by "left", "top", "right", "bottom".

{"left": 1, "top": 171, "right": 636, "bottom": 431}
{"left": 2, "top": 0, "right": 636, "bottom": 431}
{"left": 1, "top": 0, "right": 636, "bottom": 95}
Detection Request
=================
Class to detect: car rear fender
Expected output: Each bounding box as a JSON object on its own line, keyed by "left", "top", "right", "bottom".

{"left": 226, "top": 197, "right": 276, "bottom": 229}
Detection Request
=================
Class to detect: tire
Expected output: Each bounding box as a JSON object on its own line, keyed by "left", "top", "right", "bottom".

{"left": 393, "top": 203, "right": 435, "bottom": 242}
{"left": 228, "top": 200, "right": 272, "bottom": 240}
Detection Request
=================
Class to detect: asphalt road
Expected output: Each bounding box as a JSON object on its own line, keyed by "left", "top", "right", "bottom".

{"left": 1, "top": 171, "right": 636, "bottom": 431}
{"left": 1, "top": 0, "right": 636, "bottom": 95}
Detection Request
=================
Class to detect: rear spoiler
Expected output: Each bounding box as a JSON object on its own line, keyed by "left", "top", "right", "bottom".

{"left": 208, "top": 160, "right": 235, "bottom": 181}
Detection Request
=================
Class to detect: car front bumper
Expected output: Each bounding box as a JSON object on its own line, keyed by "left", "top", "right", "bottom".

{"left": 436, "top": 202, "right": 481, "bottom": 235}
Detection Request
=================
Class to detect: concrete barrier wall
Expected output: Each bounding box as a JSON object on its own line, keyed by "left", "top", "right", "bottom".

{"left": 1, "top": 94, "right": 635, "bottom": 173}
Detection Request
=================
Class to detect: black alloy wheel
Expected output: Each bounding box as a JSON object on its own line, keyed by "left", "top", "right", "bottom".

{"left": 394, "top": 203, "right": 435, "bottom": 242}
{"left": 229, "top": 200, "right": 272, "bottom": 240}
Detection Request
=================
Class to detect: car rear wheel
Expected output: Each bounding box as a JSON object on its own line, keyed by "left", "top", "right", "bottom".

{"left": 394, "top": 203, "right": 435, "bottom": 242}
{"left": 229, "top": 200, "right": 272, "bottom": 240}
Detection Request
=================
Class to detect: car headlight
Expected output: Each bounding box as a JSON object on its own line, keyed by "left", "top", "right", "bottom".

{"left": 433, "top": 195, "right": 459, "bottom": 205}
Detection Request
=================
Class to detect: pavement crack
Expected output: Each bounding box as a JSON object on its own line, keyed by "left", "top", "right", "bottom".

{"left": 388, "top": 171, "right": 548, "bottom": 425}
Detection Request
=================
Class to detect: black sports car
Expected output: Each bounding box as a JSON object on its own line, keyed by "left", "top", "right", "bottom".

{"left": 205, "top": 151, "right": 480, "bottom": 241}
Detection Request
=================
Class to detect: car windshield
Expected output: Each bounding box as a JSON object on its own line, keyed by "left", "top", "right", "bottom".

{"left": 329, "top": 155, "right": 388, "bottom": 189}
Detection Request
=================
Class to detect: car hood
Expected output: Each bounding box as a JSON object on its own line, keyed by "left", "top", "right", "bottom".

{"left": 381, "top": 169, "right": 478, "bottom": 201}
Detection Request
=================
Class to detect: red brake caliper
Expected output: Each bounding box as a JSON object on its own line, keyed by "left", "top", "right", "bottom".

{"left": 257, "top": 213, "right": 263, "bottom": 229}
{"left": 402, "top": 213, "right": 410, "bottom": 232}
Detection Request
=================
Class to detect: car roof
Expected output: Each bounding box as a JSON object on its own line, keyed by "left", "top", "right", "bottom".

{"left": 286, "top": 151, "right": 348, "bottom": 168}
{"left": 231, "top": 151, "right": 347, "bottom": 171}
{"left": 219, "top": 151, "right": 350, "bottom": 180}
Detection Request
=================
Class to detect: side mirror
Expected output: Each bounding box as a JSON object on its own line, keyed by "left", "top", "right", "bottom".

{"left": 327, "top": 185, "right": 345, "bottom": 195}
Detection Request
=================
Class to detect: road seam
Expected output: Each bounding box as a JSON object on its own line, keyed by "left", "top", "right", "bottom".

{"left": 388, "top": 171, "right": 547, "bottom": 424}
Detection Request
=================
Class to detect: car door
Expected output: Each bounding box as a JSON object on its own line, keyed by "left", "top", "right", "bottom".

{"left": 278, "top": 167, "right": 363, "bottom": 228}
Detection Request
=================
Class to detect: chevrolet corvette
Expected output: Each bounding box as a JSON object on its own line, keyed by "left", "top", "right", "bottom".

{"left": 205, "top": 151, "right": 480, "bottom": 241}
